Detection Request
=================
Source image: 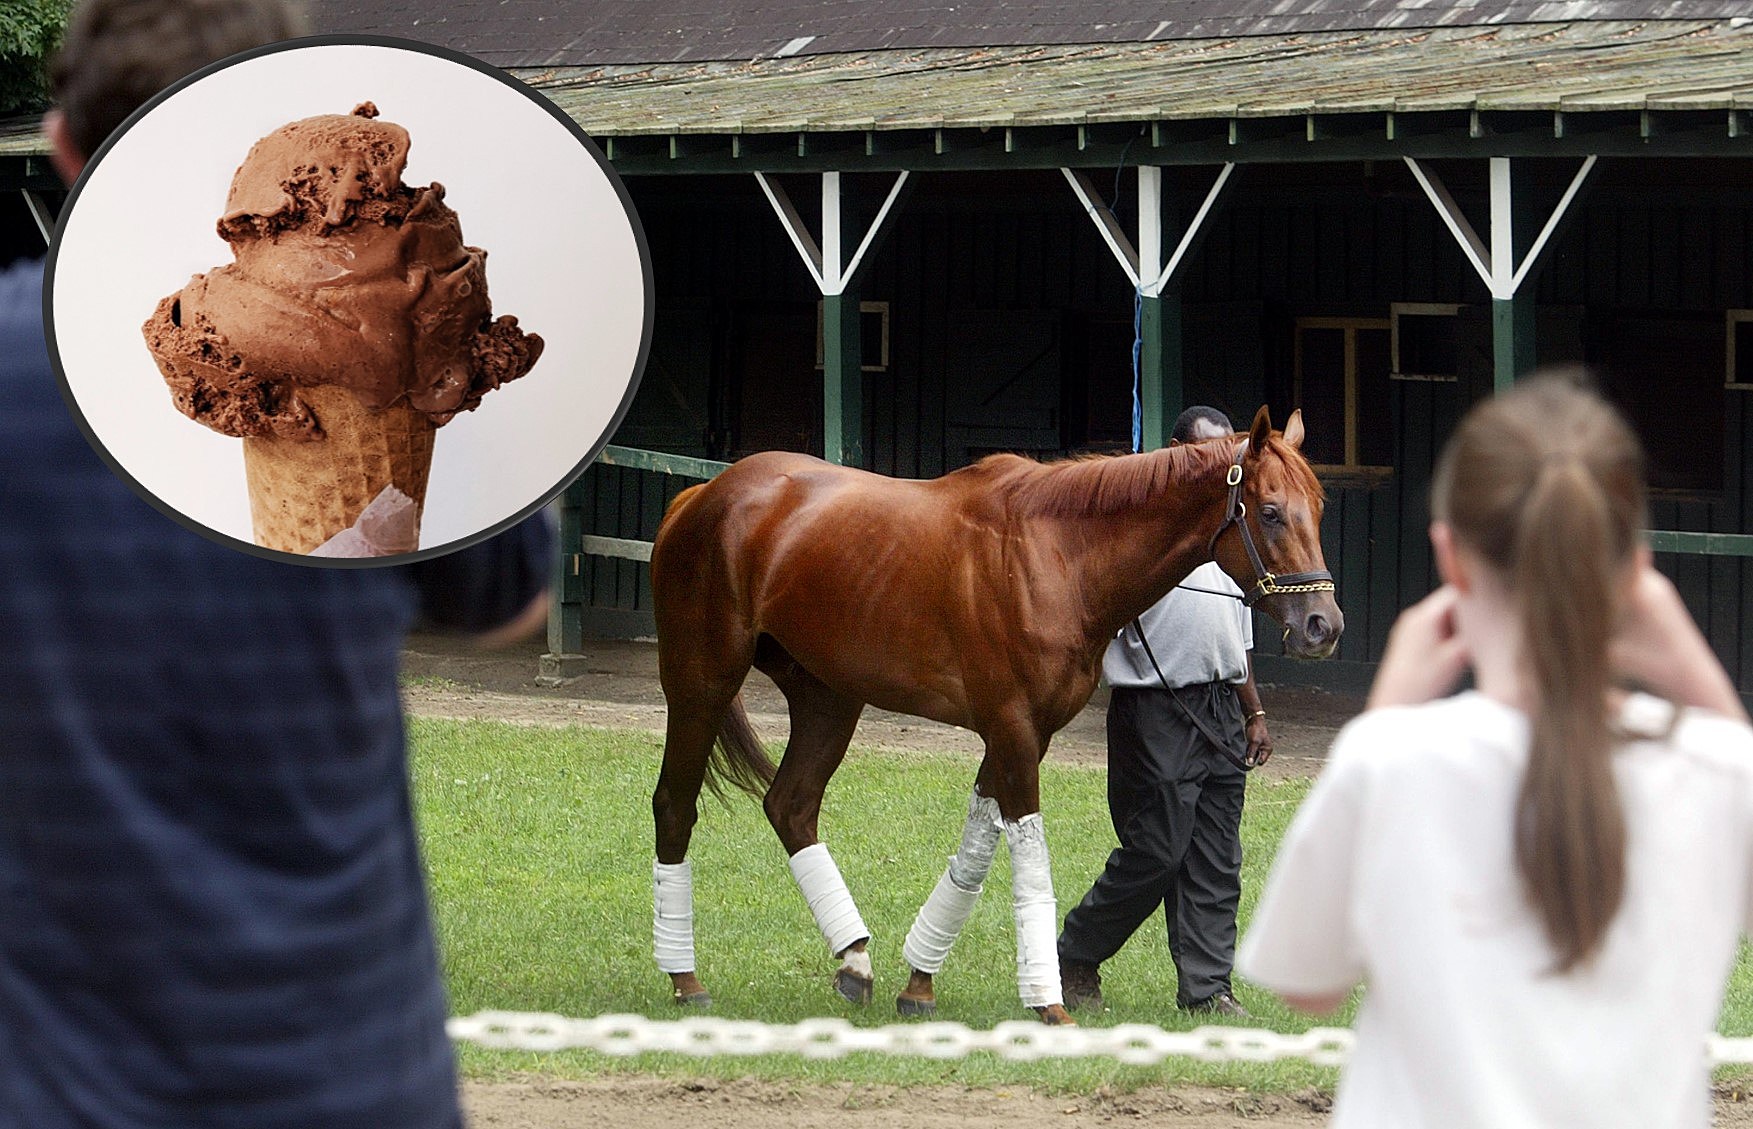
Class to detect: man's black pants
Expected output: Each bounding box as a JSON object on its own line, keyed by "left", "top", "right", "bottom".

{"left": 1057, "top": 681, "right": 1247, "bottom": 1008}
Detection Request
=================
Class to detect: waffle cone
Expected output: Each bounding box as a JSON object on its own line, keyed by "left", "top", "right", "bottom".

{"left": 243, "top": 384, "right": 436, "bottom": 554}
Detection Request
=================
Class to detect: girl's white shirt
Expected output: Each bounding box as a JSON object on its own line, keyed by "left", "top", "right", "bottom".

{"left": 1240, "top": 691, "right": 1753, "bottom": 1129}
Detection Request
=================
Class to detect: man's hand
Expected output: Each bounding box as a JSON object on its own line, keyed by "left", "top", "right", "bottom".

{"left": 1245, "top": 715, "right": 1273, "bottom": 767}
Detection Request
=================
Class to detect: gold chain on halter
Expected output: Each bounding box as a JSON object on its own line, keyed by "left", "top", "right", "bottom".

{"left": 1254, "top": 574, "right": 1339, "bottom": 597}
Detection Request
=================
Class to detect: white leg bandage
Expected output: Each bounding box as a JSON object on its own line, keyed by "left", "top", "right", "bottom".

{"left": 903, "top": 789, "right": 1003, "bottom": 973}
{"left": 653, "top": 860, "right": 696, "bottom": 974}
{"left": 788, "top": 843, "right": 871, "bottom": 958}
{"left": 1005, "top": 814, "right": 1063, "bottom": 1009}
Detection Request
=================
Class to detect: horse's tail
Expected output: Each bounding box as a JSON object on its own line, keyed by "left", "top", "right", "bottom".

{"left": 705, "top": 692, "right": 777, "bottom": 802}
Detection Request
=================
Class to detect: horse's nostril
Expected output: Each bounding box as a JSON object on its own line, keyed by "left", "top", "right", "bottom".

{"left": 1306, "top": 614, "right": 1330, "bottom": 643}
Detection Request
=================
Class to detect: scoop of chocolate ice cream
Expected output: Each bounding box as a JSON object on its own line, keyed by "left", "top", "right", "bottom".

{"left": 143, "top": 103, "right": 543, "bottom": 440}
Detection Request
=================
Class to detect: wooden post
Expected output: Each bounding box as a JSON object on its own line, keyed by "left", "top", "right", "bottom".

{"left": 1488, "top": 159, "right": 1535, "bottom": 390}
{"left": 1406, "top": 155, "right": 1595, "bottom": 394}
{"left": 756, "top": 169, "right": 910, "bottom": 467}
{"left": 1065, "top": 163, "right": 1231, "bottom": 449}
{"left": 823, "top": 285, "right": 864, "bottom": 466}
{"left": 539, "top": 476, "right": 591, "bottom": 684}
{"left": 1491, "top": 293, "right": 1536, "bottom": 392}
{"left": 1139, "top": 291, "right": 1183, "bottom": 451}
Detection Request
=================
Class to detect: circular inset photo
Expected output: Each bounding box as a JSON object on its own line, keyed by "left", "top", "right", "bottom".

{"left": 46, "top": 36, "right": 651, "bottom": 565}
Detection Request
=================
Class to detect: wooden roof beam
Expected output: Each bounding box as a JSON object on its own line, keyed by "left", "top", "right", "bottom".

{"left": 1150, "top": 119, "right": 1228, "bottom": 148}
{"left": 1006, "top": 125, "right": 1080, "bottom": 154}
{"left": 1469, "top": 109, "right": 1552, "bottom": 140}
{"left": 1228, "top": 115, "right": 1302, "bottom": 147}
{"left": 865, "top": 128, "right": 935, "bottom": 158}
{"left": 732, "top": 133, "right": 798, "bottom": 161}
{"left": 1386, "top": 110, "right": 1471, "bottom": 142}
{"left": 1552, "top": 109, "right": 1640, "bottom": 140}
{"left": 668, "top": 134, "right": 729, "bottom": 161}
{"left": 1404, "top": 154, "right": 1597, "bottom": 300}
{"left": 1306, "top": 112, "right": 1386, "bottom": 143}
{"left": 934, "top": 126, "right": 1005, "bottom": 156}
{"left": 23, "top": 189, "right": 54, "bottom": 246}
{"left": 602, "top": 135, "right": 666, "bottom": 162}
{"left": 1640, "top": 108, "right": 1732, "bottom": 140}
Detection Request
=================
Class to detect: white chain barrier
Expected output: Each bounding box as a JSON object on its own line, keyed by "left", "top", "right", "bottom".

{"left": 449, "top": 1012, "right": 1753, "bottom": 1067}
{"left": 448, "top": 1011, "right": 1354, "bottom": 1064}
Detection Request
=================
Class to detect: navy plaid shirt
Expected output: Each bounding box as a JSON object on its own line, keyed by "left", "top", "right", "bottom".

{"left": 0, "top": 259, "right": 549, "bottom": 1128}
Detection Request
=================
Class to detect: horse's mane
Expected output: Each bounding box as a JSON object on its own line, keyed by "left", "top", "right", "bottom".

{"left": 962, "top": 435, "right": 1324, "bottom": 520}
{"left": 960, "top": 441, "right": 1221, "bottom": 519}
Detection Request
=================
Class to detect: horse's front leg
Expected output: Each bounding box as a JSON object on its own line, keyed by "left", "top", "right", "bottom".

{"left": 896, "top": 786, "right": 1004, "bottom": 1016}
{"left": 901, "top": 724, "right": 1073, "bottom": 1026}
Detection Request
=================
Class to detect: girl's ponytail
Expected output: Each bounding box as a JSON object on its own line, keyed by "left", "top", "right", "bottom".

{"left": 1432, "top": 372, "right": 1646, "bottom": 971}
{"left": 1511, "top": 460, "right": 1625, "bottom": 971}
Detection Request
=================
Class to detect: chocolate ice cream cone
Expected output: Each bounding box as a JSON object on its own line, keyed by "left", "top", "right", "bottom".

{"left": 144, "top": 104, "right": 541, "bottom": 557}
{"left": 243, "top": 384, "right": 434, "bottom": 553}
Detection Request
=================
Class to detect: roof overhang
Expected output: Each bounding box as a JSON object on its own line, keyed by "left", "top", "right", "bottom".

{"left": 526, "top": 19, "right": 1753, "bottom": 171}
{"left": 2, "top": 19, "right": 1750, "bottom": 185}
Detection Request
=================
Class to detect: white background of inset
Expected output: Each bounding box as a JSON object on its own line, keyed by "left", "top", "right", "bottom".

{"left": 50, "top": 42, "right": 646, "bottom": 551}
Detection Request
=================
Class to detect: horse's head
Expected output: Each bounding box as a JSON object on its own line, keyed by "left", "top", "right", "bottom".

{"left": 1208, "top": 406, "right": 1343, "bottom": 660}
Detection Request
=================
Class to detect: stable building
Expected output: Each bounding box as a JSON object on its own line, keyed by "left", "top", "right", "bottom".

{"left": 5, "top": 1, "right": 1753, "bottom": 692}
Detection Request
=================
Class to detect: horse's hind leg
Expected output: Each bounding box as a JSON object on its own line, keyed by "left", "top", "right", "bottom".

{"left": 757, "top": 643, "right": 872, "bottom": 1004}
{"left": 652, "top": 648, "right": 753, "bottom": 1009}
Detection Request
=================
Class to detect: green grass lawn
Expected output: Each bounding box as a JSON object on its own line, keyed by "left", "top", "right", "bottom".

{"left": 411, "top": 715, "right": 1753, "bottom": 1092}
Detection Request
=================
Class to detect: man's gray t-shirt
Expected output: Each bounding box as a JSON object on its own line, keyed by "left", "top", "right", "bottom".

{"left": 1103, "top": 561, "right": 1254, "bottom": 689}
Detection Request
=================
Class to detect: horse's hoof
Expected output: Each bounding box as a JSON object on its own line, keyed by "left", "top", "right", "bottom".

{"left": 1035, "top": 1004, "right": 1076, "bottom": 1026}
{"left": 834, "top": 969, "right": 874, "bottom": 1006}
{"left": 896, "top": 993, "right": 937, "bottom": 1018}
{"left": 673, "top": 989, "right": 713, "bottom": 1009}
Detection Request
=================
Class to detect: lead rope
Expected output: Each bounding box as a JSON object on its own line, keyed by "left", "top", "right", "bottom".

{"left": 1127, "top": 618, "right": 1255, "bottom": 773}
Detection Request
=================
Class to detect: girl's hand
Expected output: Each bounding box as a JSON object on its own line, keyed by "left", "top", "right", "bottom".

{"left": 1367, "top": 586, "right": 1471, "bottom": 710}
{"left": 1612, "top": 562, "right": 1748, "bottom": 721}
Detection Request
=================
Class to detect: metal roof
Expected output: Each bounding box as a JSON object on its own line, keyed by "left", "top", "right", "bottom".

{"left": 303, "top": 0, "right": 1753, "bottom": 65}
{"left": 1, "top": 14, "right": 1749, "bottom": 176}
{"left": 514, "top": 20, "right": 1753, "bottom": 134}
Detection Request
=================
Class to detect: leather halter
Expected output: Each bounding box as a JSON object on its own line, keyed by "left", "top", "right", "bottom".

{"left": 1206, "top": 440, "right": 1337, "bottom": 608}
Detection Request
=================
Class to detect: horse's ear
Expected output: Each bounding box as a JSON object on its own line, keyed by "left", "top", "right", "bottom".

{"left": 1283, "top": 409, "right": 1305, "bottom": 450}
{"left": 1247, "top": 405, "right": 1273, "bottom": 457}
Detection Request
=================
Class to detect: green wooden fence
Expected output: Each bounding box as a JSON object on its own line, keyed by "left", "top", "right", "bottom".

{"left": 552, "top": 446, "right": 1753, "bottom": 690}
{"left": 578, "top": 445, "right": 1753, "bottom": 561}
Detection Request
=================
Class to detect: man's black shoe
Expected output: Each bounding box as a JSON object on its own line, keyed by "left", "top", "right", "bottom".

{"left": 1184, "top": 989, "right": 1250, "bottom": 1018}
{"left": 1060, "top": 959, "right": 1104, "bottom": 1012}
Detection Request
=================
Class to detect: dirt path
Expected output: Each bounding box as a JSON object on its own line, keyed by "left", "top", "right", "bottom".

{"left": 459, "top": 1074, "right": 1753, "bottom": 1128}
{"left": 402, "top": 633, "right": 1753, "bottom": 1127}
{"left": 398, "top": 632, "right": 1360, "bottom": 779}
{"left": 461, "top": 1078, "right": 1334, "bottom": 1128}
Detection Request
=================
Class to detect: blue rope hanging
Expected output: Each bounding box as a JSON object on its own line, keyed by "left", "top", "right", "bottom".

{"left": 1131, "top": 285, "right": 1144, "bottom": 454}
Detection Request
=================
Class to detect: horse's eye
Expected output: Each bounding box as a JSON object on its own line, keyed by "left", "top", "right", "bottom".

{"left": 1261, "top": 504, "right": 1283, "bottom": 525}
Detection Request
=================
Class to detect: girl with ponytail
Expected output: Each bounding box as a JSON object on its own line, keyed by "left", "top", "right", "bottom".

{"left": 1239, "top": 372, "right": 1751, "bottom": 1129}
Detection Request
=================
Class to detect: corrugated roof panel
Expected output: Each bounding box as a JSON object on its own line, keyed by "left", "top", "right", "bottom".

{"left": 2, "top": 18, "right": 1749, "bottom": 155}
{"left": 306, "top": 0, "right": 1753, "bottom": 64}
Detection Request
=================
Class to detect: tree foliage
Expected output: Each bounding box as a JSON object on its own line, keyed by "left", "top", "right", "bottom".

{"left": 0, "top": 0, "right": 71, "bottom": 117}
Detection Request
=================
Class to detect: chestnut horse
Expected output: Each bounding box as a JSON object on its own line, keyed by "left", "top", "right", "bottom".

{"left": 648, "top": 406, "right": 1342, "bottom": 1024}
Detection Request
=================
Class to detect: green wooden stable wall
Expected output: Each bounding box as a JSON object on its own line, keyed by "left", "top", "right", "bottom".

{"left": 567, "top": 163, "right": 1753, "bottom": 694}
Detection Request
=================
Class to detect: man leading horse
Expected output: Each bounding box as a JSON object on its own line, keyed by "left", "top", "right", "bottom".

{"left": 648, "top": 405, "right": 1341, "bottom": 1024}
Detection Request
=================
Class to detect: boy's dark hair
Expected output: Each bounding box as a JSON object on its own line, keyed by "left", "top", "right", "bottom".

{"left": 1170, "top": 405, "right": 1234, "bottom": 444}
{"left": 49, "top": 0, "right": 306, "bottom": 160}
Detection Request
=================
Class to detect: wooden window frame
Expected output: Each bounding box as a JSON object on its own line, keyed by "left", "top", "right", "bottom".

{"left": 1726, "top": 309, "right": 1753, "bottom": 391}
{"left": 1389, "top": 302, "right": 1464, "bottom": 383}
{"left": 1294, "top": 316, "right": 1392, "bottom": 471}
{"left": 814, "top": 300, "right": 891, "bottom": 372}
